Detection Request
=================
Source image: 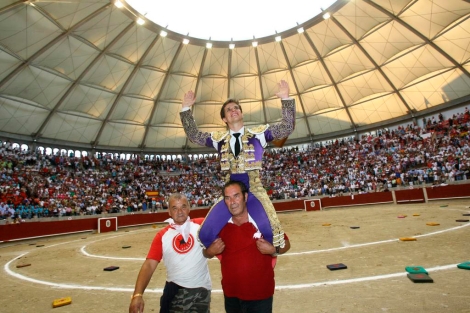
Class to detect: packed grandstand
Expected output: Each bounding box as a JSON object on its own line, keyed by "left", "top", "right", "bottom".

{"left": 1, "top": 107, "right": 469, "bottom": 221}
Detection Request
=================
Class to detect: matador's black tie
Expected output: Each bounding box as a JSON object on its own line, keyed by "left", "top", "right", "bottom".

{"left": 233, "top": 133, "right": 241, "bottom": 157}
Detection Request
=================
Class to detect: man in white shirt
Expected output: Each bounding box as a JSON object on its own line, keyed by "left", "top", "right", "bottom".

{"left": 129, "top": 193, "right": 211, "bottom": 313}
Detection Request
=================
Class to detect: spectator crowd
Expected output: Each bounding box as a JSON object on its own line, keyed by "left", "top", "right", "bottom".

{"left": 1, "top": 107, "right": 469, "bottom": 222}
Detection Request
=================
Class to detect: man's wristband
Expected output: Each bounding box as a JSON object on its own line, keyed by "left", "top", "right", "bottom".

{"left": 131, "top": 293, "right": 143, "bottom": 300}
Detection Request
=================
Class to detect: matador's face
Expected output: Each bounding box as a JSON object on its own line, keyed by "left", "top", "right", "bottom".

{"left": 222, "top": 103, "right": 243, "bottom": 126}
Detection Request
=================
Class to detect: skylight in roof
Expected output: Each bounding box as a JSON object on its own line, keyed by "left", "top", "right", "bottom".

{"left": 126, "top": 0, "right": 337, "bottom": 41}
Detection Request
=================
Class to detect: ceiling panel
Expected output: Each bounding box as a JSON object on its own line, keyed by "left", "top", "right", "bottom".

{"left": 0, "top": 0, "right": 468, "bottom": 152}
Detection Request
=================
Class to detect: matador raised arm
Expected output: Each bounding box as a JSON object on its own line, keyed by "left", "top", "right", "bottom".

{"left": 180, "top": 80, "right": 295, "bottom": 249}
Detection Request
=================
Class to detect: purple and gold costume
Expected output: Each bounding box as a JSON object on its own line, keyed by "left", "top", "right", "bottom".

{"left": 180, "top": 99, "right": 295, "bottom": 248}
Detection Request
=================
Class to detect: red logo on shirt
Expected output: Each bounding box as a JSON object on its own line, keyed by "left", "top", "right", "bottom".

{"left": 172, "top": 234, "right": 194, "bottom": 254}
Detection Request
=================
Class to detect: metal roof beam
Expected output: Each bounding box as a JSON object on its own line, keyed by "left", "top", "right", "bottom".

{"left": 302, "top": 29, "right": 356, "bottom": 130}
{"left": 94, "top": 33, "right": 161, "bottom": 147}
{"left": 34, "top": 20, "right": 135, "bottom": 140}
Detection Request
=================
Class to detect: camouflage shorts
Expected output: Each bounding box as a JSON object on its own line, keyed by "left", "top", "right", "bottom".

{"left": 166, "top": 287, "right": 211, "bottom": 313}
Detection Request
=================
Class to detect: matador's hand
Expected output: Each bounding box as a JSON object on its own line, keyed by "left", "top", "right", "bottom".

{"left": 275, "top": 80, "right": 289, "bottom": 99}
{"left": 182, "top": 91, "right": 196, "bottom": 109}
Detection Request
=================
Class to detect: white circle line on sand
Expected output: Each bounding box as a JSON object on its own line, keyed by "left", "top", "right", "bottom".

{"left": 80, "top": 228, "right": 156, "bottom": 260}
{"left": 80, "top": 246, "right": 144, "bottom": 261}
{"left": 4, "top": 252, "right": 142, "bottom": 292}
{"left": 285, "top": 222, "right": 470, "bottom": 256}
{"left": 275, "top": 264, "right": 459, "bottom": 290}
{"left": 79, "top": 222, "right": 470, "bottom": 260}
{"left": 3, "top": 252, "right": 460, "bottom": 293}
{"left": 4, "top": 220, "right": 468, "bottom": 293}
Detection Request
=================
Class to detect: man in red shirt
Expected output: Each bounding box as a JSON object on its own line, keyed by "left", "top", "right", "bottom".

{"left": 203, "top": 181, "right": 290, "bottom": 313}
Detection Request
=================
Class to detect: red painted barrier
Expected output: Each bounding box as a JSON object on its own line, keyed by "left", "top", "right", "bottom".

{"left": 426, "top": 183, "right": 470, "bottom": 200}
{"left": 0, "top": 209, "right": 211, "bottom": 242}
{"left": 304, "top": 199, "right": 322, "bottom": 211}
{"left": 116, "top": 209, "right": 210, "bottom": 228}
{"left": 2, "top": 183, "right": 469, "bottom": 242}
{"left": 272, "top": 199, "right": 306, "bottom": 212}
{"left": 0, "top": 200, "right": 305, "bottom": 242}
{"left": 395, "top": 188, "right": 425, "bottom": 203}
{"left": 98, "top": 217, "right": 118, "bottom": 233}
{"left": 320, "top": 192, "right": 394, "bottom": 209}
{"left": 0, "top": 218, "right": 97, "bottom": 242}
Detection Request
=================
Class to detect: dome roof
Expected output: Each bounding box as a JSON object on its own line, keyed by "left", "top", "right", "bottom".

{"left": 0, "top": 0, "right": 469, "bottom": 154}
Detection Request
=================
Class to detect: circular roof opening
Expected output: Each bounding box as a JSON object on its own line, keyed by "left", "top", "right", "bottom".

{"left": 126, "top": 0, "right": 337, "bottom": 41}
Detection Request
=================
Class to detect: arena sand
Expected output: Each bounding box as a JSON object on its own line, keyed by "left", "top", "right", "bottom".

{"left": 1, "top": 199, "right": 469, "bottom": 313}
